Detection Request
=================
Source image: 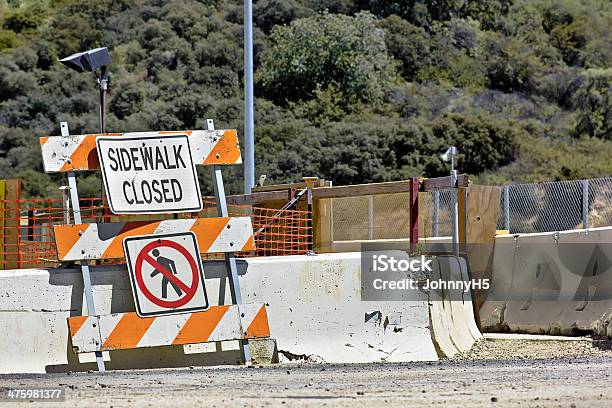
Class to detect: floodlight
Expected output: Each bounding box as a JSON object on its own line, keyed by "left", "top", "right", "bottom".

{"left": 440, "top": 145, "right": 460, "bottom": 255}
{"left": 440, "top": 146, "right": 457, "bottom": 163}
{"left": 60, "top": 47, "right": 110, "bottom": 73}
{"left": 60, "top": 47, "right": 111, "bottom": 199}
{"left": 59, "top": 47, "right": 111, "bottom": 133}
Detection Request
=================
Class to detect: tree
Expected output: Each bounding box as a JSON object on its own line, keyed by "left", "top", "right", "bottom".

{"left": 571, "top": 69, "right": 612, "bottom": 139}
{"left": 257, "top": 11, "right": 399, "bottom": 104}
{"left": 0, "top": 0, "right": 611, "bottom": 198}
{"left": 254, "top": 0, "right": 311, "bottom": 33}
{"left": 379, "top": 15, "right": 430, "bottom": 80}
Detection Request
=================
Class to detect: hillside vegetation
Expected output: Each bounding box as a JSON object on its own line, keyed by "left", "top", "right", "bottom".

{"left": 0, "top": 0, "right": 610, "bottom": 197}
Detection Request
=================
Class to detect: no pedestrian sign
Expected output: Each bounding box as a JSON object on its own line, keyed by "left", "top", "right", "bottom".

{"left": 123, "top": 232, "right": 209, "bottom": 317}
{"left": 97, "top": 134, "right": 203, "bottom": 214}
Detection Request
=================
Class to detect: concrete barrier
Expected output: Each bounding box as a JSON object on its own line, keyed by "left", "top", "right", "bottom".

{"left": 0, "top": 253, "right": 448, "bottom": 373}
{"left": 429, "top": 255, "right": 482, "bottom": 357}
{"left": 480, "top": 227, "right": 612, "bottom": 337}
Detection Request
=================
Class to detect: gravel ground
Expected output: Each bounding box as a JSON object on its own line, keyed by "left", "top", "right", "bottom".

{"left": 1, "top": 338, "right": 611, "bottom": 408}
{"left": 451, "top": 336, "right": 612, "bottom": 361}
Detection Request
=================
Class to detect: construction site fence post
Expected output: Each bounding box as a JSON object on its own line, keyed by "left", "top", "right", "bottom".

{"left": 503, "top": 185, "right": 510, "bottom": 231}
{"left": 432, "top": 191, "right": 440, "bottom": 237}
{"left": 303, "top": 177, "right": 319, "bottom": 252}
{"left": 582, "top": 179, "right": 589, "bottom": 229}
{"left": 1, "top": 179, "right": 21, "bottom": 270}
{"left": 409, "top": 178, "right": 419, "bottom": 252}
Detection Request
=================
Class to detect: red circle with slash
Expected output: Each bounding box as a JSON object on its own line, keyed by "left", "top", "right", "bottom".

{"left": 134, "top": 239, "right": 199, "bottom": 308}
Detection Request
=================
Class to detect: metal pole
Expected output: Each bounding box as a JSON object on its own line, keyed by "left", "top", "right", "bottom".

{"left": 99, "top": 68, "right": 108, "bottom": 211}
{"left": 451, "top": 170, "right": 459, "bottom": 256}
{"left": 503, "top": 185, "right": 510, "bottom": 231}
{"left": 61, "top": 122, "right": 106, "bottom": 372}
{"left": 582, "top": 179, "right": 589, "bottom": 229}
{"left": 243, "top": 0, "right": 255, "bottom": 194}
{"left": 432, "top": 191, "right": 440, "bottom": 237}
{"left": 98, "top": 67, "right": 108, "bottom": 133}
{"left": 205, "top": 119, "right": 252, "bottom": 364}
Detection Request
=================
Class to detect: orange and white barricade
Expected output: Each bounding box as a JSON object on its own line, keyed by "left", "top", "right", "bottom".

{"left": 68, "top": 304, "right": 270, "bottom": 354}
{"left": 40, "top": 122, "right": 270, "bottom": 371}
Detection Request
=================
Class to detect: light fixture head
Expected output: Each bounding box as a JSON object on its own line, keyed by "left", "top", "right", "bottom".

{"left": 441, "top": 146, "right": 457, "bottom": 162}
{"left": 60, "top": 47, "right": 110, "bottom": 73}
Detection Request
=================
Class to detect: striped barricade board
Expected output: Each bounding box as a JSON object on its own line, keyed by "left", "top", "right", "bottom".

{"left": 40, "top": 129, "right": 242, "bottom": 173}
{"left": 68, "top": 304, "right": 270, "bottom": 353}
{"left": 53, "top": 216, "right": 256, "bottom": 261}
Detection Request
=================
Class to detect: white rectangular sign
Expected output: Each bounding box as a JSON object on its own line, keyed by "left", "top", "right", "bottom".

{"left": 123, "top": 232, "right": 209, "bottom": 317}
{"left": 97, "top": 135, "right": 203, "bottom": 214}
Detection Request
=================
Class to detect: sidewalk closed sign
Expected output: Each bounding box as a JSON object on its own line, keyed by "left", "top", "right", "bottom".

{"left": 97, "top": 134, "right": 203, "bottom": 214}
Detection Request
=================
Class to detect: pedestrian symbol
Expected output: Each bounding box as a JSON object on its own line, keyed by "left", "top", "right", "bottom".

{"left": 150, "top": 248, "right": 183, "bottom": 298}
{"left": 123, "top": 232, "right": 209, "bottom": 317}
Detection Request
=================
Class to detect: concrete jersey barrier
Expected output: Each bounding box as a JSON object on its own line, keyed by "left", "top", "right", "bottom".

{"left": 480, "top": 227, "right": 612, "bottom": 337}
{"left": 429, "top": 255, "right": 482, "bottom": 357}
{"left": 0, "top": 252, "right": 483, "bottom": 373}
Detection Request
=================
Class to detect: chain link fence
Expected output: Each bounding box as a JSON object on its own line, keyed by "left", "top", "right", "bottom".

{"left": 330, "top": 190, "right": 454, "bottom": 242}
{"left": 331, "top": 194, "right": 410, "bottom": 241}
{"left": 498, "top": 177, "right": 612, "bottom": 234}
{"left": 419, "top": 190, "right": 454, "bottom": 238}
{"left": 330, "top": 177, "right": 612, "bottom": 242}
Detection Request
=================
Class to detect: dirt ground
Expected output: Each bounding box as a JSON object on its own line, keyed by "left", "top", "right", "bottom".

{"left": 1, "top": 338, "right": 611, "bottom": 407}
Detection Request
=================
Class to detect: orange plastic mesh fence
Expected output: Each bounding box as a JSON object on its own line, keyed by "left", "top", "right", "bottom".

{"left": 0, "top": 197, "right": 311, "bottom": 269}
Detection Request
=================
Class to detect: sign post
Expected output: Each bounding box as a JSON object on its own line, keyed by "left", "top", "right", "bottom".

{"left": 61, "top": 122, "right": 106, "bottom": 372}
{"left": 205, "top": 118, "right": 252, "bottom": 362}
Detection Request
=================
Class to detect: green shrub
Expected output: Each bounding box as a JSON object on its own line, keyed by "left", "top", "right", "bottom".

{"left": 257, "top": 11, "right": 399, "bottom": 104}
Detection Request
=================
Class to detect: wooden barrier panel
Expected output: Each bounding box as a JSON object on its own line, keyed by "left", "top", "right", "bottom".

{"left": 54, "top": 217, "right": 256, "bottom": 261}
{"left": 458, "top": 184, "right": 502, "bottom": 326}
{"left": 40, "top": 129, "right": 242, "bottom": 172}
{"left": 313, "top": 198, "right": 333, "bottom": 253}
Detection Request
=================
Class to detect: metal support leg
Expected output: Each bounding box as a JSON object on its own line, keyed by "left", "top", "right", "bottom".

{"left": 205, "top": 119, "right": 251, "bottom": 364}
{"left": 61, "top": 122, "right": 105, "bottom": 372}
